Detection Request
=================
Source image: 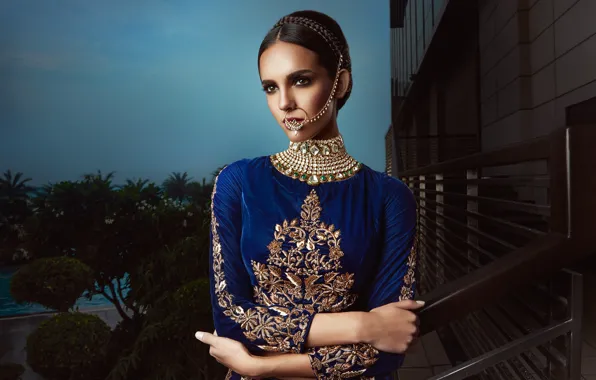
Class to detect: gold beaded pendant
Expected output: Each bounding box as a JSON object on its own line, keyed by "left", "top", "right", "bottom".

{"left": 270, "top": 135, "right": 363, "bottom": 185}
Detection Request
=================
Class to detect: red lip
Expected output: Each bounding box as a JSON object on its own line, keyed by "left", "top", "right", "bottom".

{"left": 285, "top": 118, "right": 304, "bottom": 122}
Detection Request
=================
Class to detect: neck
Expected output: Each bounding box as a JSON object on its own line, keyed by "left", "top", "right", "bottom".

{"left": 312, "top": 121, "right": 340, "bottom": 140}
{"left": 270, "top": 133, "right": 362, "bottom": 186}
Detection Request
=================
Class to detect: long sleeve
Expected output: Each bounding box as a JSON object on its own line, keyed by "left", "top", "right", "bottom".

{"left": 209, "top": 162, "right": 315, "bottom": 354}
{"left": 306, "top": 176, "right": 418, "bottom": 378}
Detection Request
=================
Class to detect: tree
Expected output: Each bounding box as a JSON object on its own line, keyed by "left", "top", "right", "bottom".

{"left": 26, "top": 313, "right": 111, "bottom": 380}
{"left": 15, "top": 166, "right": 225, "bottom": 379}
{"left": 162, "top": 171, "right": 192, "bottom": 201}
{"left": 0, "top": 362, "right": 25, "bottom": 380}
{"left": 0, "top": 170, "right": 34, "bottom": 264}
{"left": 10, "top": 257, "right": 94, "bottom": 312}
{"left": 0, "top": 169, "right": 34, "bottom": 202}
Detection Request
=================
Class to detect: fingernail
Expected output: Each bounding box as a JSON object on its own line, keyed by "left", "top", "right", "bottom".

{"left": 416, "top": 300, "right": 426, "bottom": 306}
{"left": 195, "top": 331, "right": 204, "bottom": 341}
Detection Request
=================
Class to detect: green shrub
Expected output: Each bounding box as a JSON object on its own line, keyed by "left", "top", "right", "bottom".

{"left": 106, "top": 278, "right": 217, "bottom": 380}
{"left": 0, "top": 363, "right": 25, "bottom": 380}
{"left": 26, "top": 312, "right": 111, "bottom": 380}
{"left": 172, "top": 278, "right": 211, "bottom": 314}
{"left": 10, "top": 257, "right": 93, "bottom": 312}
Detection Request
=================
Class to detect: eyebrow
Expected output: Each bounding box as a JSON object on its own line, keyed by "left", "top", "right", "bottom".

{"left": 261, "top": 69, "right": 315, "bottom": 86}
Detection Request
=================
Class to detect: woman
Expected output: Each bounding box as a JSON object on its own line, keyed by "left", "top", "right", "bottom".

{"left": 196, "top": 10, "right": 422, "bottom": 380}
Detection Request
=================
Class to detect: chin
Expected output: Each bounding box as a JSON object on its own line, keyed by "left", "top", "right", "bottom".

{"left": 283, "top": 126, "right": 319, "bottom": 143}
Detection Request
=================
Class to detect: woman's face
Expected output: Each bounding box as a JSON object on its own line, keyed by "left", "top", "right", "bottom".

{"left": 259, "top": 41, "right": 336, "bottom": 142}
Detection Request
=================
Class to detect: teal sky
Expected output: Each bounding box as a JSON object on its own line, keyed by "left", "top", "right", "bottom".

{"left": 0, "top": 0, "right": 391, "bottom": 186}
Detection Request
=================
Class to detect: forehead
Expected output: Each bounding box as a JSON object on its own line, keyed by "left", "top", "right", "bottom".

{"left": 259, "top": 41, "right": 321, "bottom": 78}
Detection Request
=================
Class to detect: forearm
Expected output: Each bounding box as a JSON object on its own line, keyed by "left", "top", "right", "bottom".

{"left": 304, "top": 311, "right": 369, "bottom": 348}
{"left": 256, "top": 353, "right": 315, "bottom": 378}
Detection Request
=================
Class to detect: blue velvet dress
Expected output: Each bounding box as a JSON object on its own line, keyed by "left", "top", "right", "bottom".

{"left": 209, "top": 155, "right": 418, "bottom": 380}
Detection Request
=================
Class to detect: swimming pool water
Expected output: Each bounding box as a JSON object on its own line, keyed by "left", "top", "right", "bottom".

{"left": 0, "top": 267, "right": 118, "bottom": 317}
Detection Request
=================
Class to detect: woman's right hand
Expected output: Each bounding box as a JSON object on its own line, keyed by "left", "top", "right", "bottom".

{"left": 364, "top": 300, "right": 425, "bottom": 354}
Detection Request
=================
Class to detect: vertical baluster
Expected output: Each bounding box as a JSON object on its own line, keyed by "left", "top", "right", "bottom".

{"left": 467, "top": 169, "right": 479, "bottom": 272}
{"left": 568, "top": 271, "right": 583, "bottom": 380}
{"left": 419, "top": 175, "right": 427, "bottom": 292}
{"left": 436, "top": 173, "right": 444, "bottom": 285}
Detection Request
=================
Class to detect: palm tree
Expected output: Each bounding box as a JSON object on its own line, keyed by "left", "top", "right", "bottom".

{"left": 121, "top": 178, "right": 162, "bottom": 202}
{"left": 82, "top": 170, "right": 116, "bottom": 186}
{"left": 125, "top": 178, "right": 150, "bottom": 191}
{"left": 162, "top": 172, "right": 192, "bottom": 201}
{"left": 0, "top": 170, "right": 34, "bottom": 201}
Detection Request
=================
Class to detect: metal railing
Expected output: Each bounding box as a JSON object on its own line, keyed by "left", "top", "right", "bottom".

{"left": 399, "top": 125, "right": 596, "bottom": 379}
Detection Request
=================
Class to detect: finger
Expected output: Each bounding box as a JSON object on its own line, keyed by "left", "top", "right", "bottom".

{"left": 213, "top": 329, "right": 218, "bottom": 336}
{"left": 411, "top": 323, "right": 420, "bottom": 337}
{"left": 393, "top": 299, "right": 425, "bottom": 310}
{"left": 195, "top": 331, "right": 218, "bottom": 345}
{"left": 408, "top": 312, "right": 419, "bottom": 323}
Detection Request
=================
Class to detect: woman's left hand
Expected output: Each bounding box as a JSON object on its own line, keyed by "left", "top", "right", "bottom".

{"left": 195, "top": 330, "right": 262, "bottom": 378}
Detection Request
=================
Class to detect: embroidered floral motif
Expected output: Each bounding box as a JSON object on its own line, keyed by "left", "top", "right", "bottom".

{"left": 211, "top": 176, "right": 313, "bottom": 353}
{"left": 307, "top": 343, "right": 380, "bottom": 379}
{"left": 399, "top": 235, "right": 418, "bottom": 301}
{"left": 213, "top": 181, "right": 398, "bottom": 379}
{"left": 224, "top": 370, "right": 255, "bottom": 380}
{"left": 251, "top": 189, "right": 358, "bottom": 314}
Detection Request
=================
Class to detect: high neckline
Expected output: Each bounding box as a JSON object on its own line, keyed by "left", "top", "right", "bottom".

{"left": 270, "top": 135, "right": 362, "bottom": 186}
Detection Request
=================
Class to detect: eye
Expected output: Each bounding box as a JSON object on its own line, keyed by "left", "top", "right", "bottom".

{"left": 262, "top": 85, "right": 277, "bottom": 94}
{"left": 295, "top": 77, "right": 311, "bottom": 86}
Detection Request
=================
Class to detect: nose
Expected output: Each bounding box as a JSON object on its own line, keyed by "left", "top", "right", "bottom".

{"left": 278, "top": 87, "right": 296, "bottom": 112}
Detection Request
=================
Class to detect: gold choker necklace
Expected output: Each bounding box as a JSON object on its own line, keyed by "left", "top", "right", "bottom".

{"left": 270, "top": 135, "right": 362, "bottom": 185}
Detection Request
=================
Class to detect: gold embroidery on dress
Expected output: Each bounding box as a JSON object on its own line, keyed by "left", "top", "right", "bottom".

{"left": 211, "top": 175, "right": 313, "bottom": 353}
{"left": 225, "top": 368, "right": 256, "bottom": 380}
{"left": 212, "top": 179, "right": 385, "bottom": 378}
{"left": 399, "top": 234, "right": 418, "bottom": 301}
{"left": 251, "top": 189, "right": 358, "bottom": 314}
{"left": 308, "top": 344, "right": 380, "bottom": 379}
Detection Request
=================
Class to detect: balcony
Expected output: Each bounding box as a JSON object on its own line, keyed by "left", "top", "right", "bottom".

{"left": 393, "top": 125, "right": 596, "bottom": 379}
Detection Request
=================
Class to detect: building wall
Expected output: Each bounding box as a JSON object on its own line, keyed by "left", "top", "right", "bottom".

{"left": 479, "top": 0, "right": 596, "bottom": 151}
{"left": 389, "top": 1, "right": 481, "bottom": 174}
{"left": 443, "top": 46, "right": 480, "bottom": 137}
{"left": 390, "top": 0, "right": 448, "bottom": 99}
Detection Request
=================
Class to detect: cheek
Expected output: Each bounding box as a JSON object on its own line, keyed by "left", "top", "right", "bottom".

{"left": 299, "top": 84, "right": 330, "bottom": 113}
{"left": 266, "top": 96, "right": 279, "bottom": 115}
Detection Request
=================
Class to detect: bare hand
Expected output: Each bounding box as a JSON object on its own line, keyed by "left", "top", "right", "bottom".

{"left": 195, "top": 330, "right": 262, "bottom": 378}
{"left": 366, "top": 300, "right": 424, "bottom": 354}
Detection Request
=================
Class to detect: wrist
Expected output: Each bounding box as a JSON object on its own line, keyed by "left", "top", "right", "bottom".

{"left": 358, "top": 311, "right": 377, "bottom": 344}
{"left": 248, "top": 355, "right": 269, "bottom": 378}
{"left": 249, "top": 353, "right": 314, "bottom": 378}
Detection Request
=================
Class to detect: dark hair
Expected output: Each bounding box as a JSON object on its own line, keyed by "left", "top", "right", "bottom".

{"left": 258, "top": 10, "right": 353, "bottom": 111}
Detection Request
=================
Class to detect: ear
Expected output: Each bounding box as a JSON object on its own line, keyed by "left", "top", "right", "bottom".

{"left": 335, "top": 69, "right": 351, "bottom": 99}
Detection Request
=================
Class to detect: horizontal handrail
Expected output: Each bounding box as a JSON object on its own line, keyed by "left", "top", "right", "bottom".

{"left": 401, "top": 123, "right": 595, "bottom": 377}
{"left": 417, "top": 234, "right": 573, "bottom": 335}
{"left": 417, "top": 198, "right": 546, "bottom": 238}
{"left": 399, "top": 134, "right": 551, "bottom": 177}
{"left": 405, "top": 177, "right": 550, "bottom": 186}
{"left": 413, "top": 189, "right": 551, "bottom": 216}
{"left": 431, "top": 318, "right": 573, "bottom": 379}
{"left": 398, "top": 134, "right": 478, "bottom": 139}
{"left": 429, "top": 269, "right": 583, "bottom": 379}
